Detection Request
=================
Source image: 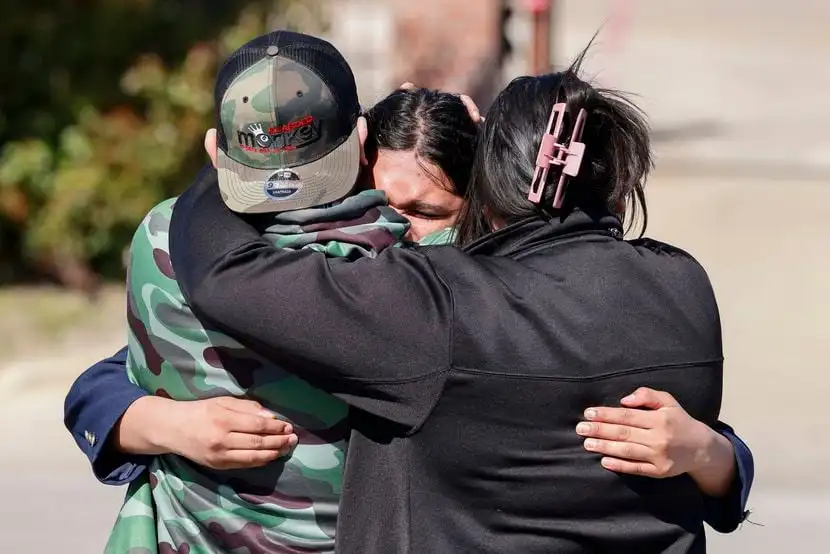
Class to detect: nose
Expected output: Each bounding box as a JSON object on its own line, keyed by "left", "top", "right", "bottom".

{"left": 388, "top": 206, "right": 412, "bottom": 237}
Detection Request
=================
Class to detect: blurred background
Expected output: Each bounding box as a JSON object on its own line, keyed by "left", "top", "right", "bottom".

{"left": 0, "top": 0, "right": 827, "bottom": 551}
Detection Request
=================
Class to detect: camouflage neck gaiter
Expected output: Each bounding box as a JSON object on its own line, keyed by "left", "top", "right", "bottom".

{"left": 106, "top": 190, "right": 421, "bottom": 554}
{"left": 261, "top": 189, "right": 410, "bottom": 256}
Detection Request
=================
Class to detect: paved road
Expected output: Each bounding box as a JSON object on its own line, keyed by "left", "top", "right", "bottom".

{"left": 0, "top": 386, "right": 124, "bottom": 553}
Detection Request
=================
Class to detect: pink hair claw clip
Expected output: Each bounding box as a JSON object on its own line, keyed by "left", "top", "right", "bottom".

{"left": 527, "top": 103, "right": 588, "bottom": 209}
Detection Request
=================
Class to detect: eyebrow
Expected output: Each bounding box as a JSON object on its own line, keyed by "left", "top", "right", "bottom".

{"left": 396, "top": 199, "right": 453, "bottom": 215}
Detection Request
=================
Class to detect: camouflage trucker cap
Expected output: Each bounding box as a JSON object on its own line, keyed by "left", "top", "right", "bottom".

{"left": 214, "top": 31, "right": 361, "bottom": 213}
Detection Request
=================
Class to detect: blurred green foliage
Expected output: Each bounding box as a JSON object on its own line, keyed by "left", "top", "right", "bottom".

{"left": 0, "top": 0, "right": 326, "bottom": 290}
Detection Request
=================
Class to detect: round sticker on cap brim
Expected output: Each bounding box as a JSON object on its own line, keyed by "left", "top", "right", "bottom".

{"left": 264, "top": 169, "right": 303, "bottom": 200}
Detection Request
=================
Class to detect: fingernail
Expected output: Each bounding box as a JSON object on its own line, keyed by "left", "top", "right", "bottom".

{"left": 622, "top": 394, "right": 636, "bottom": 403}
{"left": 288, "top": 434, "right": 298, "bottom": 446}
{"left": 576, "top": 423, "right": 591, "bottom": 435}
{"left": 584, "top": 439, "right": 598, "bottom": 450}
{"left": 284, "top": 424, "right": 293, "bottom": 434}
{"left": 584, "top": 408, "right": 597, "bottom": 420}
{"left": 601, "top": 458, "right": 614, "bottom": 469}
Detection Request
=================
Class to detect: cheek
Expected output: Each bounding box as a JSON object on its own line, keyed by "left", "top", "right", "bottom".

{"left": 405, "top": 219, "right": 451, "bottom": 242}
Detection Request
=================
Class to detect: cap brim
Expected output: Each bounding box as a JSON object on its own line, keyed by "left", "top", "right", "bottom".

{"left": 216, "top": 125, "right": 361, "bottom": 214}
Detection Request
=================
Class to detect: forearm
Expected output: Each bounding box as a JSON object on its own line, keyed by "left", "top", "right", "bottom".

{"left": 702, "top": 423, "right": 753, "bottom": 532}
{"left": 689, "top": 428, "right": 737, "bottom": 498}
{"left": 112, "top": 395, "right": 177, "bottom": 456}
{"left": 63, "top": 348, "right": 153, "bottom": 484}
{"left": 168, "top": 172, "right": 453, "bottom": 426}
{"left": 171, "top": 175, "right": 448, "bottom": 381}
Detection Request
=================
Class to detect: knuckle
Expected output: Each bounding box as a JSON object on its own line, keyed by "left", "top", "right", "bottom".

{"left": 636, "top": 464, "right": 652, "bottom": 476}
{"left": 253, "top": 417, "right": 268, "bottom": 434}
{"left": 244, "top": 452, "right": 262, "bottom": 466}
{"left": 616, "top": 425, "right": 631, "bottom": 441}
{"left": 206, "top": 432, "right": 225, "bottom": 451}
{"left": 211, "top": 414, "right": 229, "bottom": 431}
{"left": 248, "top": 399, "right": 263, "bottom": 410}
{"left": 250, "top": 434, "right": 264, "bottom": 449}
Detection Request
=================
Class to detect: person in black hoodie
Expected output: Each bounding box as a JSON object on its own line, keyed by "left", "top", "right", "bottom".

{"left": 168, "top": 55, "right": 748, "bottom": 553}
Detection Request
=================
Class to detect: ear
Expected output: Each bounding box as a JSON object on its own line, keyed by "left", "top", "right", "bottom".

{"left": 486, "top": 207, "right": 506, "bottom": 231}
{"left": 204, "top": 128, "right": 218, "bottom": 168}
{"left": 615, "top": 199, "right": 626, "bottom": 218}
{"left": 357, "top": 116, "right": 368, "bottom": 166}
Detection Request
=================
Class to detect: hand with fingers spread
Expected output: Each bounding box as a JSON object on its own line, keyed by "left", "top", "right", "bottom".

{"left": 576, "top": 387, "right": 737, "bottom": 497}
{"left": 115, "top": 395, "right": 298, "bottom": 470}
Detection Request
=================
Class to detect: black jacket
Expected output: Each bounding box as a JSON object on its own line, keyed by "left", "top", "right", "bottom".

{"left": 170, "top": 170, "right": 729, "bottom": 553}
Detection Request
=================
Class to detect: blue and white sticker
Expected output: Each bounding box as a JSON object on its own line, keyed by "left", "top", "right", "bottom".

{"left": 264, "top": 169, "right": 303, "bottom": 200}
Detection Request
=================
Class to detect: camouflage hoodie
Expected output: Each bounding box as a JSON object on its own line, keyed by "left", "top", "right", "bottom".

{"left": 105, "top": 190, "right": 449, "bottom": 554}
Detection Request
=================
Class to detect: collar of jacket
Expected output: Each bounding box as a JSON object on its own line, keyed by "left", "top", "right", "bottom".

{"left": 463, "top": 210, "right": 624, "bottom": 258}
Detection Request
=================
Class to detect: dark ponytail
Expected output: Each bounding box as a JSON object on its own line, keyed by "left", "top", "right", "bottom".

{"left": 455, "top": 48, "right": 652, "bottom": 246}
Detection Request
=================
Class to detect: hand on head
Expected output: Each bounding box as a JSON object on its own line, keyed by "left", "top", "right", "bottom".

{"left": 206, "top": 82, "right": 480, "bottom": 171}
{"left": 399, "top": 82, "right": 484, "bottom": 123}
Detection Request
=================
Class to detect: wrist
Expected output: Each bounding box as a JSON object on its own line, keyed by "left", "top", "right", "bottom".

{"left": 114, "top": 395, "right": 178, "bottom": 456}
{"left": 689, "top": 426, "right": 737, "bottom": 498}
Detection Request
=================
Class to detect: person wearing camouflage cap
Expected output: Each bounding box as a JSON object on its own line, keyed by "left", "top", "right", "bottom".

{"left": 91, "top": 31, "right": 487, "bottom": 554}
{"left": 100, "top": 30, "right": 416, "bottom": 553}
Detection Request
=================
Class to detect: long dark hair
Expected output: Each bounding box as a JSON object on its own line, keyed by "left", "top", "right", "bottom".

{"left": 454, "top": 51, "right": 653, "bottom": 246}
{"left": 364, "top": 88, "right": 479, "bottom": 197}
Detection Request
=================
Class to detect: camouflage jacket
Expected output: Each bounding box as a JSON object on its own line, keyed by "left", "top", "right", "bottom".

{"left": 105, "top": 191, "right": 446, "bottom": 554}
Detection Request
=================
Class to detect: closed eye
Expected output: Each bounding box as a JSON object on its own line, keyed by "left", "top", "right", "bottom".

{"left": 397, "top": 200, "right": 454, "bottom": 221}
{"left": 408, "top": 211, "right": 451, "bottom": 220}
